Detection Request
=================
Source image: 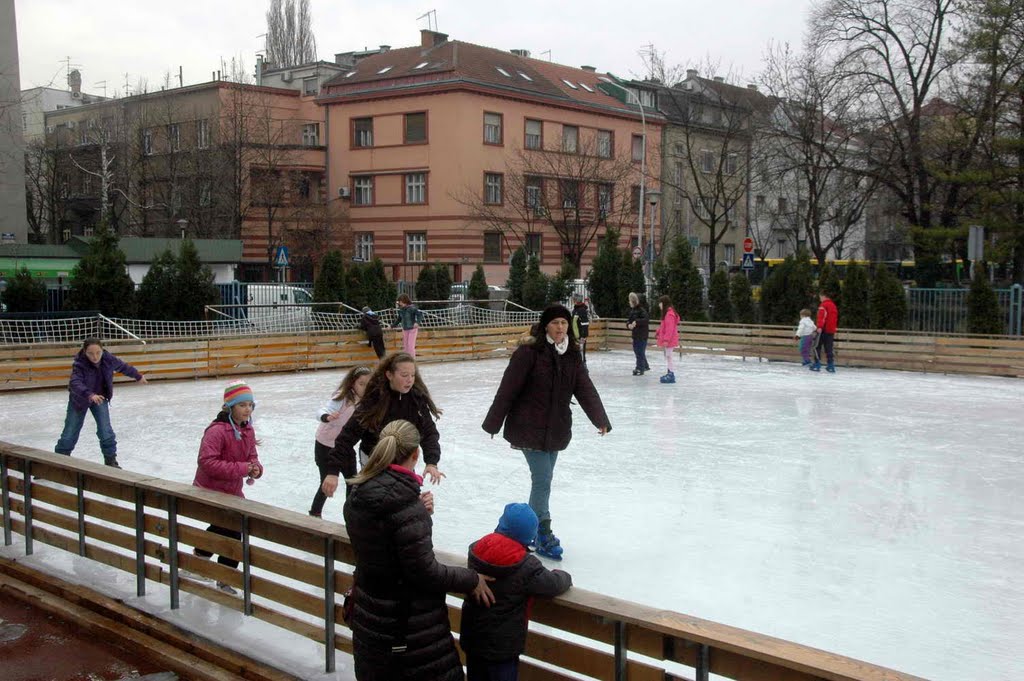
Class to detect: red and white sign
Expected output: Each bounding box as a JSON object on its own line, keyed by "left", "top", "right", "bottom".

{"left": 742, "top": 237, "right": 754, "bottom": 253}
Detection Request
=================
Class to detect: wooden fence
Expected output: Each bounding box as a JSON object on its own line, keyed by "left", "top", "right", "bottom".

{"left": 600, "top": 320, "right": 1024, "bottom": 378}
{"left": 0, "top": 442, "right": 926, "bottom": 681}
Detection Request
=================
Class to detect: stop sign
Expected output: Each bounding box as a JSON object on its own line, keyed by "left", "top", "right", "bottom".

{"left": 742, "top": 237, "right": 754, "bottom": 253}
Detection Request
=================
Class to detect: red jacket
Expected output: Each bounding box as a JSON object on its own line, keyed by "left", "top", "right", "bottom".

{"left": 193, "top": 416, "right": 261, "bottom": 498}
{"left": 816, "top": 298, "right": 839, "bottom": 334}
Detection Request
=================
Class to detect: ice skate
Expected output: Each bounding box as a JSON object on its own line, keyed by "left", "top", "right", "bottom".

{"left": 659, "top": 371, "right": 676, "bottom": 384}
{"left": 215, "top": 581, "right": 239, "bottom": 595}
{"left": 809, "top": 362, "right": 821, "bottom": 372}
{"left": 535, "top": 531, "right": 563, "bottom": 560}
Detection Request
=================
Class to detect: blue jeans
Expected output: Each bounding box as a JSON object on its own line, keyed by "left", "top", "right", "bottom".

{"left": 632, "top": 338, "right": 650, "bottom": 371}
{"left": 55, "top": 398, "right": 117, "bottom": 459}
{"left": 522, "top": 449, "right": 558, "bottom": 522}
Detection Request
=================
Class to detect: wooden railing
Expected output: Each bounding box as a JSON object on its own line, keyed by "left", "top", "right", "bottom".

{"left": 1, "top": 442, "right": 926, "bottom": 681}
{"left": 598, "top": 319, "right": 1024, "bottom": 378}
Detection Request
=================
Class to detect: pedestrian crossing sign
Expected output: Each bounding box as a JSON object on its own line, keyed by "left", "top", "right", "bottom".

{"left": 274, "top": 245, "right": 289, "bottom": 267}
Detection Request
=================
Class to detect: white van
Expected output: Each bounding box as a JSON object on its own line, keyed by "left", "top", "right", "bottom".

{"left": 244, "top": 284, "right": 313, "bottom": 329}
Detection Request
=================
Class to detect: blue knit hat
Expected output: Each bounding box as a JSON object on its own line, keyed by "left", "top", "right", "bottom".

{"left": 495, "top": 503, "right": 539, "bottom": 547}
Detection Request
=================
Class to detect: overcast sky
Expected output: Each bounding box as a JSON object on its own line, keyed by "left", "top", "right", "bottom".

{"left": 16, "top": 0, "right": 813, "bottom": 97}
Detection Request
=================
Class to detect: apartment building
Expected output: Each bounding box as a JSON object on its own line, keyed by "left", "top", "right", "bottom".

{"left": 319, "top": 30, "right": 663, "bottom": 283}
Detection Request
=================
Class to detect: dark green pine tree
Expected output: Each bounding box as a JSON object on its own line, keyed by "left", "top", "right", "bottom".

{"left": 314, "top": 250, "right": 347, "bottom": 312}
{"left": 468, "top": 264, "right": 489, "bottom": 301}
{"left": 137, "top": 250, "right": 178, "bottom": 320}
{"left": 433, "top": 264, "right": 453, "bottom": 303}
{"left": 415, "top": 264, "right": 440, "bottom": 308}
{"left": 546, "top": 259, "right": 577, "bottom": 305}
{"left": 655, "top": 236, "right": 706, "bottom": 321}
{"left": 842, "top": 261, "right": 870, "bottom": 330}
{"left": 729, "top": 273, "right": 757, "bottom": 324}
{"left": 65, "top": 222, "right": 136, "bottom": 316}
{"left": 522, "top": 255, "right": 549, "bottom": 310}
{"left": 967, "top": 264, "right": 1004, "bottom": 335}
{"left": 174, "top": 239, "right": 219, "bottom": 320}
{"left": 506, "top": 248, "right": 527, "bottom": 305}
{"left": 759, "top": 251, "right": 815, "bottom": 325}
{"left": 587, "top": 228, "right": 623, "bottom": 317}
{"left": 2, "top": 267, "right": 48, "bottom": 313}
{"left": 344, "top": 262, "right": 367, "bottom": 310}
{"left": 364, "top": 259, "right": 396, "bottom": 310}
{"left": 708, "top": 269, "right": 733, "bottom": 322}
{"left": 869, "top": 264, "right": 907, "bottom": 330}
{"left": 818, "top": 262, "right": 843, "bottom": 303}
{"left": 617, "top": 251, "right": 645, "bottom": 317}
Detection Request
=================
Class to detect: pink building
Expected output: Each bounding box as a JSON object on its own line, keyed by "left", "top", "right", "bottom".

{"left": 320, "top": 30, "right": 663, "bottom": 284}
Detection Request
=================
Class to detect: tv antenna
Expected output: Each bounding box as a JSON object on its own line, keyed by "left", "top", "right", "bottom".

{"left": 60, "top": 56, "right": 82, "bottom": 87}
{"left": 540, "top": 50, "right": 552, "bottom": 62}
{"left": 417, "top": 9, "right": 438, "bottom": 31}
{"left": 94, "top": 80, "right": 107, "bottom": 98}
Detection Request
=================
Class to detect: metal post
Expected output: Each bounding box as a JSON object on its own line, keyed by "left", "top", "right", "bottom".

{"left": 134, "top": 488, "right": 145, "bottom": 597}
{"left": 168, "top": 496, "right": 179, "bottom": 610}
{"left": 695, "top": 643, "right": 710, "bottom": 681}
{"left": 324, "top": 537, "right": 336, "bottom": 673}
{"left": 613, "top": 620, "right": 628, "bottom": 681}
{"left": 76, "top": 473, "right": 85, "bottom": 556}
{"left": 242, "top": 515, "right": 253, "bottom": 616}
{"left": 24, "top": 461, "right": 33, "bottom": 555}
{"left": 1, "top": 455, "right": 11, "bottom": 546}
{"left": 1012, "top": 284, "right": 1023, "bottom": 336}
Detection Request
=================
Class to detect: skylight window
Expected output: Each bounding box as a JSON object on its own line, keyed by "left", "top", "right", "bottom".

{"left": 377, "top": 66, "right": 393, "bottom": 74}
{"left": 579, "top": 82, "right": 594, "bottom": 92}
{"left": 414, "top": 62, "right": 429, "bottom": 69}
{"left": 517, "top": 71, "right": 533, "bottom": 81}
{"left": 344, "top": 71, "right": 358, "bottom": 78}
{"left": 561, "top": 79, "right": 578, "bottom": 89}
{"left": 496, "top": 67, "right": 511, "bottom": 77}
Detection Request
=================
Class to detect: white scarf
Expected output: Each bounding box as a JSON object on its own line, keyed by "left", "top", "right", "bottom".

{"left": 546, "top": 334, "right": 569, "bottom": 355}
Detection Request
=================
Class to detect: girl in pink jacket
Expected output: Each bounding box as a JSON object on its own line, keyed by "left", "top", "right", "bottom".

{"left": 655, "top": 295, "right": 680, "bottom": 384}
{"left": 309, "top": 366, "right": 372, "bottom": 516}
{"left": 190, "top": 380, "right": 263, "bottom": 594}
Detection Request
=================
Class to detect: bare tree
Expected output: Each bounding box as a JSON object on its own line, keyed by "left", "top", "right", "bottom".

{"left": 265, "top": 0, "right": 317, "bottom": 68}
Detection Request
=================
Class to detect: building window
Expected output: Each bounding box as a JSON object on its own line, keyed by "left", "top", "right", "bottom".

{"left": 353, "top": 176, "right": 374, "bottom": 205}
{"left": 755, "top": 194, "right": 766, "bottom": 211}
{"left": 560, "top": 180, "right": 579, "bottom": 209}
{"left": 597, "top": 130, "right": 613, "bottom": 158}
{"left": 673, "top": 161, "right": 684, "bottom": 187}
{"left": 525, "top": 233, "right": 542, "bottom": 258}
{"left": 699, "top": 244, "right": 710, "bottom": 268}
{"left": 404, "top": 112, "right": 427, "bottom": 143}
{"left": 597, "top": 184, "right": 612, "bottom": 216}
{"left": 525, "top": 119, "right": 542, "bottom": 149}
{"left": 405, "top": 173, "right": 426, "bottom": 204}
{"left": 724, "top": 244, "right": 736, "bottom": 263}
{"left": 297, "top": 175, "right": 312, "bottom": 201}
{"left": 777, "top": 197, "right": 788, "bottom": 214}
{"left": 483, "top": 112, "right": 503, "bottom": 145}
{"left": 630, "top": 185, "right": 641, "bottom": 212}
{"left": 167, "top": 124, "right": 180, "bottom": 152}
{"left": 798, "top": 198, "right": 807, "bottom": 220}
{"left": 303, "top": 77, "right": 318, "bottom": 96}
{"left": 406, "top": 232, "right": 427, "bottom": 262}
{"left": 562, "top": 125, "right": 578, "bottom": 153}
{"left": 484, "top": 232, "right": 503, "bottom": 263}
{"left": 631, "top": 134, "right": 644, "bottom": 162}
{"left": 525, "top": 176, "right": 543, "bottom": 212}
{"left": 354, "top": 118, "right": 373, "bottom": 147}
{"left": 197, "top": 119, "right": 210, "bottom": 149}
{"left": 637, "top": 89, "right": 656, "bottom": 108}
{"left": 302, "top": 123, "right": 320, "bottom": 146}
{"left": 484, "top": 173, "right": 503, "bottom": 205}
{"left": 696, "top": 197, "right": 712, "bottom": 221}
{"left": 726, "top": 153, "right": 738, "bottom": 175}
{"left": 199, "top": 182, "right": 212, "bottom": 206}
{"left": 700, "top": 150, "right": 714, "bottom": 173}
{"left": 143, "top": 129, "right": 153, "bottom": 155}
{"left": 356, "top": 233, "right": 374, "bottom": 261}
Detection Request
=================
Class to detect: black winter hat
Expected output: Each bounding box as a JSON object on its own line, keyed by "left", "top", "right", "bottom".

{"left": 539, "top": 304, "right": 572, "bottom": 329}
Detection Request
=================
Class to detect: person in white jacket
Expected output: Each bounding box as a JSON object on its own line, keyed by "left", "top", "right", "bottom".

{"left": 794, "top": 308, "right": 817, "bottom": 366}
{"left": 309, "top": 366, "right": 372, "bottom": 516}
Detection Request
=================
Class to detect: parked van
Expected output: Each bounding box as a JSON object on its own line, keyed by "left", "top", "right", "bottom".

{"left": 243, "top": 283, "right": 313, "bottom": 329}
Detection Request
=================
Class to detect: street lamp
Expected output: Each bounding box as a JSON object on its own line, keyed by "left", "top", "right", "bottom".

{"left": 177, "top": 218, "right": 188, "bottom": 240}
{"left": 645, "top": 190, "right": 661, "bottom": 280}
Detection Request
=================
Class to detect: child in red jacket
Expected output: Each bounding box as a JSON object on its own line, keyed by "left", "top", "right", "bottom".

{"left": 460, "top": 503, "right": 572, "bottom": 681}
{"left": 810, "top": 292, "right": 839, "bottom": 373}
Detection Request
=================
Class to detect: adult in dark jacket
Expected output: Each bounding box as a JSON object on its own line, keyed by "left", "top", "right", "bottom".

{"left": 482, "top": 305, "right": 611, "bottom": 559}
{"left": 626, "top": 292, "right": 651, "bottom": 376}
{"left": 570, "top": 296, "right": 590, "bottom": 364}
{"left": 343, "top": 419, "right": 494, "bottom": 681}
{"left": 321, "top": 352, "right": 445, "bottom": 499}
{"left": 460, "top": 503, "right": 571, "bottom": 680}
{"left": 55, "top": 338, "right": 147, "bottom": 468}
{"left": 359, "top": 307, "right": 386, "bottom": 359}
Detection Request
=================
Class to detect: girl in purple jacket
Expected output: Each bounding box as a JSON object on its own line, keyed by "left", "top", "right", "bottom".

{"left": 189, "top": 380, "right": 263, "bottom": 594}
{"left": 55, "top": 338, "right": 147, "bottom": 468}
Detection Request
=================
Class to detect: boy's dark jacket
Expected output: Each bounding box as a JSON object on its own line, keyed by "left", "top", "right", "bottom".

{"left": 459, "top": 533, "right": 572, "bottom": 661}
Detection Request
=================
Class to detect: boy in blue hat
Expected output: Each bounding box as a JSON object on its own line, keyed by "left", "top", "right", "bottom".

{"left": 460, "top": 503, "right": 572, "bottom": 680}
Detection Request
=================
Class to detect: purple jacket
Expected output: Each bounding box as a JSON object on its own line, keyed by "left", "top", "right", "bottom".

{"left": 192, "top": 416, "right": 262, "bottom": 498}
{"left": 67, "top": 350, "right": 143, "bottom": 412}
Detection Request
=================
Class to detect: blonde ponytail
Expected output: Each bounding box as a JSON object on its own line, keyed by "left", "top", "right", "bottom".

{"left": 347, "top": 419, "right": 421, "bottom": 486}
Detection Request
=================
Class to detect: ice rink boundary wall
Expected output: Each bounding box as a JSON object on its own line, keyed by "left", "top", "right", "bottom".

{"left": 0, "top": 443, "right": 929, "bottom": 681}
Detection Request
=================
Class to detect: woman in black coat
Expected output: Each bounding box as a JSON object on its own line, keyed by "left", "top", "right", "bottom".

{"left": 482, "top": 304, "right": 612, "bottom": 560}
{"left": 626, "top": 292, "right": 651, "bottom": 376}
{"left": 344, "top": 419, "right": 494, "bottom": 681}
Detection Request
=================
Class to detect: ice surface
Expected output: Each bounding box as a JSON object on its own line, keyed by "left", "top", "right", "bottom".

{"left": 2, "top": 350, "right": 1023, "bottom": 680}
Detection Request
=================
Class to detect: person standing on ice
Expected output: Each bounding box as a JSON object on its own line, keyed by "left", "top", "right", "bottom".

{"left": 309, "top": 366, "right": 372, "bottom": 517}
{"left": 392, "top": 294, "right": 424, "bottom": 357}
{"left": 794, "top": 308, "right": 817, "bottom": 366}
{"left": 570, "top": 295, "right": 590, "bottom": 364}
{"left": 482, "top": 304, "right": 611, "bottom": 560}
{"left": 320, "top": 352, "right": 446, "bottom": 500}
{"left": 655, "top": 295, "right": 680, "bottom": 384}
{"left": 626, "top": 292, "right": 650, "bottom": 376}
{"left": 55, "top": 337, "right": 148, "bottom": 468}
{"left": 810, "top": 291, "right": 839, "bottom": 373}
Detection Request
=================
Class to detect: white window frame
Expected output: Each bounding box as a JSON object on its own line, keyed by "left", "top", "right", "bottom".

{"left": 143, "top": 129, "right": 153, "bottom": 156}
{"left": 405, "top": 173, "right": 426, "bottom": 204}
{"left": 562, "top": 125, "right": 578, "bottom": 153}
{"left": 724, "top": 244, "right": 736, "bottom": 263}
{"left": 353, "top": 176, "right": 373, "bottom": 205}
{"left": 525, "top": 233, "right": 542, "bottom": 258}
{"left": 167, "top": 124, "right": 180, "bottom": 152}
{"left": 302, "top": 77, "right": 318, "bottom": 95}
{"left": 354, "top": 118, "right": 373, "bottom": 147}
{"left": 406, "top": 233, "right": 427, "bottom": 262}
{"left": 526, "top": 181, "right": 543, "bottom": 211}
{"left": 484, "top": 173, "right": 503, "bottom": 204}
{"left": 356, "top": 233, "right": 374, "bottom": 261}
{"left": 597, "top": 130, "right": 612, "bottom": 158}
{"left": 483, "top": 112, "right": 502, "bottom": 144}
{"left": 726, "top": 152, "right": 738, "bottom": 175}
{"left": 597, "top": 184, "right": 612, "bottom": 215}
{"left": 197, "top": 119, "right": 210, "bottom": 149}
{"left": 700, "top": 149, "right": 715, "bottom": 173}
{"left": 302, "top": 123, "right": 320, "bottom": 146}
{"left": 631, "top": 134, "right": 644, "bottom": 162}
{"left": 525, "top": 119, "right": 542, "bottom": 150}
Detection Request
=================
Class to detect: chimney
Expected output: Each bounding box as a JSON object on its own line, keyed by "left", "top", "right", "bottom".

{"left": 420, "top": 29, "right": 449, "bottom": 48}
{"left": 686, "top": 68, "right": 698, "bottom": 80}
{"left": 581, "top": 65, "right": 596, "bottom": 72}
{"left": 747, "top": 83, "right": 758, "bottom": 91}
{"left": 510, "top": 49, "right": 531, "bottom": 58}
{"left": 380, "top": 45, "right": 391, "bottom": 52}
{"left": 713, "top": 75, "right": 725, "bottom": 83}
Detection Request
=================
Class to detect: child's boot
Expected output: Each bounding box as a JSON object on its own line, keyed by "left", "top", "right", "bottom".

{"left": 826, "top": 362, "right": 836, "bottom": 373}
{"left": 103, "top": 455, "right": 121, "bottom": 469}
{"left": 809, "top": 362, "right": 821, "bottom": 372}
{"left": 660, "top": 371, "right": 676, "bottom": 384}
{"left": 535, "top": 520, "right": 563, "bottom": 560}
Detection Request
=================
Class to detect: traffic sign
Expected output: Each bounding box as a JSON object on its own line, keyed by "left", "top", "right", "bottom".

{"left": 741, "top": 252, "right": 756, "bottom": 271}
{"left": 274, "top": 245, "right": 290, "bottom": 268}
{"left": 742, "top": 237, "right": 754, "bottom": 253}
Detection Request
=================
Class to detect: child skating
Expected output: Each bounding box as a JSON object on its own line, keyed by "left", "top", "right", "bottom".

{"left": 392, "top": 294, "right": 424, "bottom": 357}
{"left": 655, "top": 295, "right": 680, "bottom": 384}
{"left": 310, "top": 366, "right": 371, "bottom": 515}
{"left": 795, "top": 308, "right": 816, "bottom": 366}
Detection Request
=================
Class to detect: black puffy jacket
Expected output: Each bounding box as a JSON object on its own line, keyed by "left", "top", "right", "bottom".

{"left": 343, "top": 467, "right": 478, "bottom": 681}
{"left": 626, "top": 305, "right": 649, "bottom": 342}
{"left": 482, "top": 336, "right": 611, "bottom": 452}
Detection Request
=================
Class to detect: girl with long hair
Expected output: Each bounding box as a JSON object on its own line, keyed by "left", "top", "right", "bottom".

{"left": 655, "top": 295, "right": 680, "bottom": 384}
{"left": 309, "top": 366, "right": 372, "bottom": 516}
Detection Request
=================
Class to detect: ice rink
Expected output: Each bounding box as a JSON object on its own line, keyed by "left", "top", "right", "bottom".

{"left": 2, "top": 349, "right": 1022, "bottom": 680}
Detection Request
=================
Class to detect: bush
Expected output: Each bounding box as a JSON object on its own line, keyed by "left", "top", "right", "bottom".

{"left": 2, "top": 267, "right": 48, "bottom": 313}
{"left": 588, "top": 228, "right": 623, "bottom": 317}
{"left": 351, "top": 259, "right": 396, "bottom": 310}
{"left": 313, "top": 250, "right": 346, "bottom": 312}
{"left": 137, "top": 250, "right": 178, "bottom": 319}
{"left": 522, "top": 255, "right": 549, "bottom": 310}
{"left": 730, "top": 273, "right": 757, "bottom": 324}
{"left": 65, "top": 222, "right": 136, "bottom": 316}
{"left": 547, "top": 260, "right": 578, "bottom": 305}
{"left": 506, "top": 248, "right": 527, "bottom": 305}
{"left": 468, "top": 264, "right": 489, "bottom": 301}
{"left": 708, "top": 270, "right": 733, "bottom": 322}
{"left": 415, "top": 264, "right": 452, "bottom": 309}
{"left": 654, "top": 235, "right": 704, "bottom": 321}
{"left": 869, "top": 265, "right": 907, "bottom": 330}
{"left": 967, "top": 264, "right": 1003, "bottom": 334}
{"left": 759, "top": 251, "right": 815, "bottom": 325}
{"left": 818, "top": 262, "right": 842, "bottom": 302}
{"left": 174, "top": 240, "right": 219, "bottom": 320}
{"left": 617, "top": 251, "right": 645, "bottom": 317}
{"left": 842, "top": 261, "right": 870, "bottom": 329}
